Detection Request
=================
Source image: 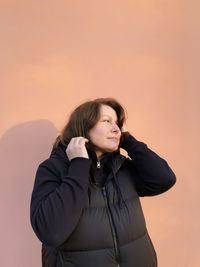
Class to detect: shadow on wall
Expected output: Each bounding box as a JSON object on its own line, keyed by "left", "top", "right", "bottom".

{"left": 0, "top": 120, "right": 57, "bottom": 267}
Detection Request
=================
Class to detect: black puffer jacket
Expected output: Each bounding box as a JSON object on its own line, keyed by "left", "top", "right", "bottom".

{"left": 30, "top": 134, "right": 176, "bottom": 267}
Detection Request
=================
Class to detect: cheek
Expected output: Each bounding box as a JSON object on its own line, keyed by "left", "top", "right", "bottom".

{"left": 95, "top": 129, "right": 106, "bottom": 140}
{"left": 89, "top": 127, "right": 107, "bottom": 142}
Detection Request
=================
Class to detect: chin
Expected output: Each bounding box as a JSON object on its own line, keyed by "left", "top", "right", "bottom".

{"left": 106, "top": 146, "right": 119, "bottom": 152}
{"left": 95, "top": 143, "right": 119, "bottom": 154}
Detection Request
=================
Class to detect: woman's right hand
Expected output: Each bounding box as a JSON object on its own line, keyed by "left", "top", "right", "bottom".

{"left": 66, "top": 137, "right": 89, "bottom": 161}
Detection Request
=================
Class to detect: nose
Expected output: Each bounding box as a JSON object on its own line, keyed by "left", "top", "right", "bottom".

{"left": 111, "top": 122, "right": 120, "bottom": 133}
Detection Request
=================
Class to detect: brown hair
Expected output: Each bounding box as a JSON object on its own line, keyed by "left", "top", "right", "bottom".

{"left": 53, "top": 97, "right": 128, "bottom": 151}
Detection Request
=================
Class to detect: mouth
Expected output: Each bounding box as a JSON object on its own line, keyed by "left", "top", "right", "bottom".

{"left": 108, "top": 137, "right": 119, "bottom": 141}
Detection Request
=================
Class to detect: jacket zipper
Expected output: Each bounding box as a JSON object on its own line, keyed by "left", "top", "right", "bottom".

{"left": 102, "top": 187, "right": 120, "bottom": 266}
{"left": 97, "top": 161, "right": 101, "bottom": 168}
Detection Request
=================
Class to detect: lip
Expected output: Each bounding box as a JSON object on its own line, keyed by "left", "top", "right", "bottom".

{"left": 108, "top": 137, "right": 119, "bottom": 141}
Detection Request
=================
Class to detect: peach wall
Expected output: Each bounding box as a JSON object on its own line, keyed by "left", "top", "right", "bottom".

{"left": 1, "top": 1, "right": 199, "bottom": 266}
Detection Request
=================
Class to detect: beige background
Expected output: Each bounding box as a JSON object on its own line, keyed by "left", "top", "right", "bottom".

{"left": 1, "top": 1, "right": 199, "bottom": 266}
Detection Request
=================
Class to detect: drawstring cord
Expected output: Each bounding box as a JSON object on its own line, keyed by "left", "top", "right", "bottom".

{"left": 88, "top": 187, "right": 91, "bottom": 205}
{"left": 112, "top": 167, "right": 128, "bottom": 210}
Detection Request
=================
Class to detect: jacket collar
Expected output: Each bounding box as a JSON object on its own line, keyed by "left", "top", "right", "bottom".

{"left": 50, "top": 142, "right": 126, "bottom": 175}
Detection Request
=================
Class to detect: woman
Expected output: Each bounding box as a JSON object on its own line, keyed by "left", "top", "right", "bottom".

{"left": 30, "top": 97, "right": 176, "bottom": 267}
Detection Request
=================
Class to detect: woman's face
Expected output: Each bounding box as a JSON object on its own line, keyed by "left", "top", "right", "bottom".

{"left": 88, "top": 105, "right": 121, "bottom": 158}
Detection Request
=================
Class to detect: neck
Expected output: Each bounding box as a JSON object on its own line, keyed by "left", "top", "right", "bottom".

{"left": 96, "top": 153, "right": 103, "bottom": 161}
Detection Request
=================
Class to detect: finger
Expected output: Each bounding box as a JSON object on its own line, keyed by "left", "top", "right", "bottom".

{"left": 69, "top": 137, "right": 88, "bottom": 147}
{"left": 78, "top": 137, "right": 88, "bottom": 145}
{"left": 68, "top": 137, "right": 78, "bottom": 148}
{"left": 71, "top": 137, "right": 86, "bottom": 146}
{"left": 122, "top": 124, "right": 127, "bottom": 132}
{"left": 68, "top": 137, "right": 75, "bottom": 147}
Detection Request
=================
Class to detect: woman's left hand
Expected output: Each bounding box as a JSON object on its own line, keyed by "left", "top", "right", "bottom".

{"left": 121, "top": 123, "right": 127, "bottom": 133}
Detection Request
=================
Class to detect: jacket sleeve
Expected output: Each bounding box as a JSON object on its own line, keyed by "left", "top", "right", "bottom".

{"left": 121, "top": 133, "right": 176, "bottom": 197}
{"left": 30, "top": 157, "right": 92, "bottom": 247}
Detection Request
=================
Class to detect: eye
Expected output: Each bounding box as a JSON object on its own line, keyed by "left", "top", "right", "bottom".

{"left": 103, "top": 120, "right": 110, "bottom": 122}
